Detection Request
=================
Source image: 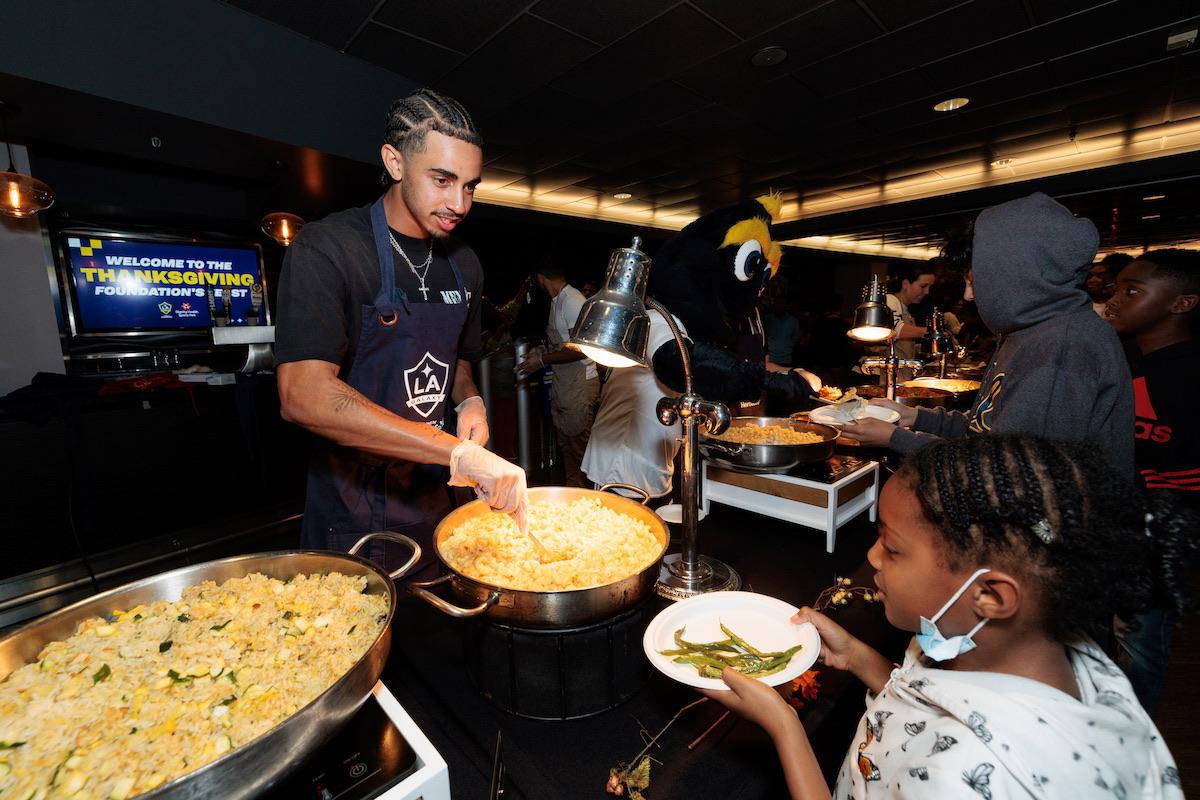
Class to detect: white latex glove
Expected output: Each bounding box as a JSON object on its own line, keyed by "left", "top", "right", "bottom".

{"left": 454, "top": 395, "right": 489, "bottom": 446}
{"left": 514, "top": 347, "right": 545, "bottom": 379}
{"left": 793, "top": 368, "right": 822, "bottom": 393}
{"left": 448, "top": 440, "right": 529, "bottom": 533}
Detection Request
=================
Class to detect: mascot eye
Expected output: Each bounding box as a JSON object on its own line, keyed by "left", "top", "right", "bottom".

{"left": 734, "top": 239, "right": 767, "bottom": 283}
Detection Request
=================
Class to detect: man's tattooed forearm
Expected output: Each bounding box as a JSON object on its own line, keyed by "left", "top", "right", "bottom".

{"left": 331, "top": 383, "right": 365, "bottom": 413}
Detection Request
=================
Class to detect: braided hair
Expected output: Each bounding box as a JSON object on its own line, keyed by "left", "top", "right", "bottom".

{"left": 897, "top": 435, "right": 1197, "bottom": 641}
{"left": 381, "top": 88, "right": 482, "bottom": 185}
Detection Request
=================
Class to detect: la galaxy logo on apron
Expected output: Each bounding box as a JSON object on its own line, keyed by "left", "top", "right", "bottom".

{"left": 404, "top": 351, "right": 450, "bottom": 418}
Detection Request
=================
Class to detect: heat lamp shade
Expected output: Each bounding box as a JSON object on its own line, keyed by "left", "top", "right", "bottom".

{"left": 0, "top": 171, "right": 54, "bottom": 217}
{"left": 567, "top": 237, "right": 654, "bottom": 369}
{"left": 847, "top": 299, "right": 895, "bottom": 342}
{"left": 260, "top": 212, "right": 305, "bottom": 246}
{"left": 566, "top": 293, "right": 651, "bottom": 368}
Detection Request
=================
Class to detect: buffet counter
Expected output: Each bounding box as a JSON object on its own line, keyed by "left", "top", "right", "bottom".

{"left": 380, "top": 503, "right": 904, "bottom": 799}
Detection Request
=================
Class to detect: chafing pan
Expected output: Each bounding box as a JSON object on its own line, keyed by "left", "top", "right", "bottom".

{"left": 0, "top": 533, "right": 419, "bottom": 800}
{"left": 409, "top": 484, "right": 669, "bottom": 628}
{"left": 851, "top": 384, "right": 953, "bottom": 408}
{"left": 698, "top": 416, "right": 838, "bottom": 473}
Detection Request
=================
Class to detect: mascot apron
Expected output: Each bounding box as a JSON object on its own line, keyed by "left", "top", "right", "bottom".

{"left": 301, "top": 197, "right": 468, "bottom": 571}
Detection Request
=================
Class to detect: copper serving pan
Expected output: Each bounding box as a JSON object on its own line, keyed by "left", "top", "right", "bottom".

{"left": 0, "top": 533, "right": 419, "bottom": 800}
{"left": 699, "top": 416, "right": 838, "bottom": 473}
{"left": 902, "top": 377, "right": 982, "bottom": 405}
{"left": 410, "top": 485, "right": 669, "bottom": 628}
{"left": 851, "top": 383, "right": 953, "bottom": 408}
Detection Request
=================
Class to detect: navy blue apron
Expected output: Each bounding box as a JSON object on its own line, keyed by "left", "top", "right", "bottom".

{"left": 301, "top": 197, "right": 469, "bottom": 571}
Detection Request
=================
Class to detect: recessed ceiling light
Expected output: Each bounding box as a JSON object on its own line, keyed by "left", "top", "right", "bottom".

{"left": 933, "top": 97, "right": 970, "bottom": 112}
{"left": 613, "top": 192, "right": 632, "bottom": 200}
{"left": 1142, "top": 194, "right": 1167, "bottom": 201}
{"left": 1141, "top": 213, "right": 1161, "bottom": 220}
{"left": 990, "top": 157, "right": 1015, "bottom": 167}
{"left": 751, "top": 45, "right": 788, "bottom": 68}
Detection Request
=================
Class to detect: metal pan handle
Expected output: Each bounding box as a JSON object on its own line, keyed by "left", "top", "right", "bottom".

{"left": 598, "top": 482, "right": 651, "bottom": 505}
{"left": 697, "top": 439, "right": 745, "bottom": 457}
{"left": 407, "top": 573, "right": 501, "bottom": 618}
{"left": 348, "top": 532, "right": 422, "bottom": 581}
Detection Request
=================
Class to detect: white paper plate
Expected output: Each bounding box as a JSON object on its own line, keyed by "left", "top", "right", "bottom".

{"left": 643, "top": 591, "right": 820, "bottom": 690}
{"left": 809, "top": 404, "right": 901, "bottom": 427}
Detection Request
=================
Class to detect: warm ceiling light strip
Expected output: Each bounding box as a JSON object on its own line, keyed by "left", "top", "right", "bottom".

{"left": 785, "top": 116, "right": 1200, "bottom": 222}
{"left": 781, "top": 234, "right": 941, "bottom": 261}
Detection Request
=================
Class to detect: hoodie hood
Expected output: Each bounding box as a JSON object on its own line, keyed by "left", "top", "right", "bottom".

{"left": 880, "top": 638, "right": 1180, "bottom": 799}
{"left": 972, "top": 192, "right": 1098, "bottom": 335}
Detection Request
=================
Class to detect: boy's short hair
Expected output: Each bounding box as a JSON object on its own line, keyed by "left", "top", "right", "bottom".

{"left": 1139, "top": 249, "right": 1200, "bottom": 302}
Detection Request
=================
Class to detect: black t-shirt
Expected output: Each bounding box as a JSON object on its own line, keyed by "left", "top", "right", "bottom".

{"left": 274, "top": 204, "right": 483, "bottom": 374}
{"left": 1125, "top": 338, "right": 1200, "bottom": 507}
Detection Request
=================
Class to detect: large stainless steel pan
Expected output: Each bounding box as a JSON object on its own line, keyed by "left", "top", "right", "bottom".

{"left": 0, "top": 533, "right": 419, "bottom": 800}
{"left": 698, "top": 416, "right": 838, "bottom": 473}
{"left": 902, "top": 377, "right": 981, "bottom": 408}
{"left": 852, "top": 383, "right": 953, "bottom": 408}
{"left": 409, "top": 485, "right": 669, "bottom": 628}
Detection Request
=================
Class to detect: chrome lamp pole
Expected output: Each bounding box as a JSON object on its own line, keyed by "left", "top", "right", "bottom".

{"left": 567, "top": 237, "right": 739, "bottom": 599}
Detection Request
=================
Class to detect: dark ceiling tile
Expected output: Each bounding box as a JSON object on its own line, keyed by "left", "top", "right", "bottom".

{"left": 228, "top": 0, "right": 378, "bottom": 49}
{"left": 1029, "top": 0, "right": 1187, "bottom": 25}
{"left": 603, "top": 81, "right": 714, "bottom": 131}
{"left": 552, "top": 5, "right": 739, "bottom": 101}
{"left": 795, "top": 41, "right": 920, "bottom": 97}
{"left": 372, "top": 0, "right": 528, "bottom": 53}
{"left": 879, "top": 0, "right": 1029, "bottom": 67}
{"left": 529, "top": 0, "right": 679, "bottom": 45}
{"left": 479, "top": 88, "right": 605, "bottom": 149}
{"left": 440, "top": 15, "right": 599, "bottom": 112}
{"left": 689, "top": 0, "right": 831, "bottom": 40}
{"left": 918, "top": 35, "right": 1045, "bottom": 94}
{"left": 821, "top": 70, "right": 932, "bottom": 121}
{"left": 346, "top": 22, "right": 464, "bottom": 84}
{"left": 1035, "top": 4, "right": 1196, "bottom": 62}
{"left": 761, "top": 0, "right": 882, "bottom": 70}
{"left": 1048, "top": 33, "right": 1176, "bottom": 87}
{"left": 859, "top": 0, "right": 965, "bottom": 31}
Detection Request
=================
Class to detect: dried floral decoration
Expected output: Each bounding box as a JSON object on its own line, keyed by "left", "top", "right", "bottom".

{"left": 813, "top": 576, "right": 879, "bottom": 612}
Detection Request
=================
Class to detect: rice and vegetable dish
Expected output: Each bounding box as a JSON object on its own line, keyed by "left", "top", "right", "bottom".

{"left": 440, "top": 497, "right": 661, "bottom": 591}
{"left": 711, "top": 424, "right": 823, "bottom": 445}
{"left": 0, "top": 572, "right": 387, "bottom": 800}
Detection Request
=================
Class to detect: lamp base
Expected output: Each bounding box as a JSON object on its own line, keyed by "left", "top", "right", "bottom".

{"left": 654, "top": 553, "right": 741, "bottom": 601}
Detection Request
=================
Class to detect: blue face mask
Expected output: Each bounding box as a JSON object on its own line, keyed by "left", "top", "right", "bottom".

{"left": 916, "top": 568, "right": 991, "bottom": 662}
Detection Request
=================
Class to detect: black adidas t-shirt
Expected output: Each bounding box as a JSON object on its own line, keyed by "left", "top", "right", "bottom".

{"left": 274, "top": 204, "right": 483, "bottom": 375}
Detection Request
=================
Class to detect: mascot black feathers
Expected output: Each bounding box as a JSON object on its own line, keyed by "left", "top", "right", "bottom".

{"left": 648, "top": 194, "right": 817, "bottom": 407}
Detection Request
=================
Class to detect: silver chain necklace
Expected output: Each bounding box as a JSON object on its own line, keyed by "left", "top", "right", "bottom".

{"left": 389, "top": 232, "right": 435, "bottom": 300}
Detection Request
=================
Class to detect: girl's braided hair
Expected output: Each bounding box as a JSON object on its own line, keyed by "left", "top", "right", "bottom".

{"left": 380, "top": 88, "right": 482, "bottom": 186}
{"left": 898, "top": 434, "right": 1196, "bottom": 640}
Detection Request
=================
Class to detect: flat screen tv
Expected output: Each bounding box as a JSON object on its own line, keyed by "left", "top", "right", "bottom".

{"left": 57, "top": 229, "right": 269, "bottom": 336}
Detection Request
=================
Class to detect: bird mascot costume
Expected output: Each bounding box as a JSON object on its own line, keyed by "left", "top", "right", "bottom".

{"left": 648, "top": 193, "right": 820, "bottom": 409}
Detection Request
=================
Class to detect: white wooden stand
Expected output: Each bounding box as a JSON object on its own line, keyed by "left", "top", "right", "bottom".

{"left": 701, "top": 459, "right": 880, "bottom": 553}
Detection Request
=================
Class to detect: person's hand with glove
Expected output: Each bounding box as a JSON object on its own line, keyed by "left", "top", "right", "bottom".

{"left": 447, "top": 441, "right": 529, "bottom": 533}
{"left": 762, "top": 367, "right": 821, "bottom": 403}
{"left": 454, "top": 395, "right": 489, "bottom": 446}
{"left": 514, "top": 346, "right": 545, "bottom": 380}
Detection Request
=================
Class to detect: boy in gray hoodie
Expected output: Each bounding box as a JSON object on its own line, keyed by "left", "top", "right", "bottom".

{"left": 843, "top": 192, "right": 1134, "bottom": 479}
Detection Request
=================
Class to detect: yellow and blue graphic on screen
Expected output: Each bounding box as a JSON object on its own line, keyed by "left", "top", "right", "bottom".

{"left": 968, "top": 373, "right": 1004, "bottom": 433}
{"left": 68, "top": 237, "right": 104, "bottom": 257}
